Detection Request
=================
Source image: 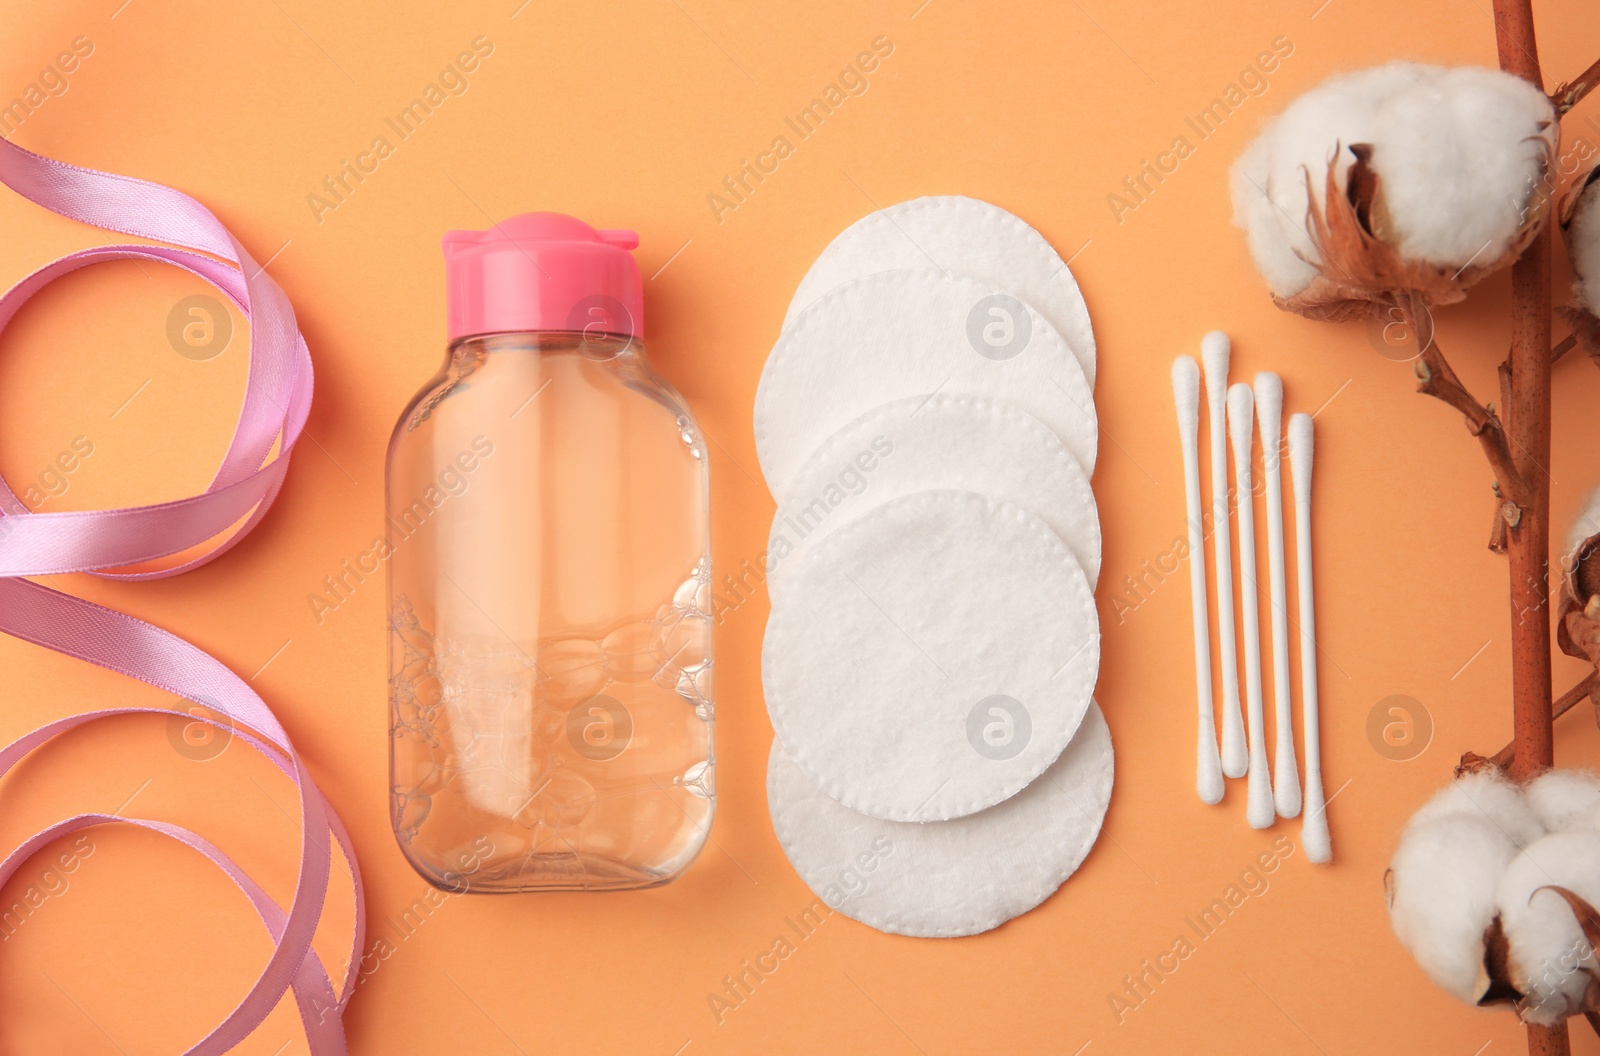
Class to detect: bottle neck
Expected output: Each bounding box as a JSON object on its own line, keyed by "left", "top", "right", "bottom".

{"left": 448, "top": 331, "right": 641, "bottom": 363}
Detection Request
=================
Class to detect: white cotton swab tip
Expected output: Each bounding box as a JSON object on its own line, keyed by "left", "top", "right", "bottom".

{"left": 1253, "top": 370, "right": 1283, "bottom": 417}
{"left": 1227, "top": 382, "right": 1254, "bottom": 455}
{"left": 1172, "top": 356, "right": 1200, "bottom": 431}
{"left": 1253, "top": 372, "right": 1283, "bottom": 465}
{"left": 1201, "top": 330, "right": 1231, "bottom": 379}
{"left": 1289, "top": 413, "right": 1314, "bottom": 504}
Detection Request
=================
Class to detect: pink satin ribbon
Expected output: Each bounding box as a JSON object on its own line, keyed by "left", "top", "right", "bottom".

{"left": 0, "top": 136, "right": 364, "bottom": 1053}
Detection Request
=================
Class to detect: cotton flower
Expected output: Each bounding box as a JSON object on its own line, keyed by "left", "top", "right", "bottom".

{"left": 1525, "top": 769, "right": 1600, "bottom": 834}
{"left": 1231, "top": 62, "right": 1557, "bottom": 320}
{"left": 1562, "top": 167, "right": 1600, "bottom": 317}
{"left": 1497, "top": 832, "right": 1600, "bottom": 1024}
{"left": 1565, "top": 485, "right": 1600, "bottom": 573}
{"left": 1388, "top": 769, "right": 1600, "bottom": 1022}
{"left": 1561, "top": 484, "right": 1600, "bottom": 620}
{"left": 1409, "top": 769, "right": 1546, "bottom": 842}
{"left": 1387, "top": 772, "right": 1540, "bottom": 1002}
{"left": 1558, "top": 488, "right": 1600, "bottom": 669}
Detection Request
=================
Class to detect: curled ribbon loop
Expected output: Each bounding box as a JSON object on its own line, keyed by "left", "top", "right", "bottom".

{"left": 0, "top": 136, "right": 364, "bottom": 1054}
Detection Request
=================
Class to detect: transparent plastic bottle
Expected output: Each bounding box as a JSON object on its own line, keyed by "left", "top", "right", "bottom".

{"left": 386, "top": 213, "right": 713, "bottom": 892}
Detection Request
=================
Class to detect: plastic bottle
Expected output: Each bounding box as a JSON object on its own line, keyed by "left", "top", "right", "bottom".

{"left": 386, "top": 213, "right": 713, "bottom": 892}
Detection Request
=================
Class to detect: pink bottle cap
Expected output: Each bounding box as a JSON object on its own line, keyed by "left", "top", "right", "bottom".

{"left": 442, "top": 212, "right": 643, "bottom": 343}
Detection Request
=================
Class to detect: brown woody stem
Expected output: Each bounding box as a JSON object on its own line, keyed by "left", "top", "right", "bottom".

{"left": 1494, "top": 1, "right": 1561, "bottom": 1051}
{"left": 1528, "top": 1024, "right": 1572, "bottom": 1056}
{"left": 1490, "top": 483, "right": 1510, "bottom": 554}
{"left": 1551, "top": 55, "right": 1600, "bottom": 116}
{"left": 1480, "top": 673, "right": 1598, "bottom": 770}
{"left": 1489, "top": 361, "right": 1515, "bottom": 552}
{"left": 1494, "top": 0, "right": 1555, "bottom": 784}
{"left": 1551, "top": 332, "right": 1578, "bottom": 364}
{"left": 1407, "top": 300, "right": 1528, "bottom": 509}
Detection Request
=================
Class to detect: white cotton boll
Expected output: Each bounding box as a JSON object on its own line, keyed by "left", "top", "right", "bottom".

{"left": 1230, "top": 62, "right": 1554, "bottom": 310}
{"left": 1230, "top": 135, "right": 1320, "bottom": 299}
{"left": 1497, "top": 832, "right": 1600, "bottom": 1024}
{"left": 1408, "top": 770, "right": 1545, "bottom": 848}
{"left": 1370, "top": 66, "right": 1555, "bottom": 267}
{"left": 1389, "top": 812, "right": 1528, "bottom": 1002}
{"left": 1229, "top": 64, "right": 1411, "bottom": 298}
{"left": 1566, "top": 486, "right": 1600, "bottom": 567}
{"left": 1525, "top": 770, "right": 1600, "bottom": 834}
{"left": 1568, "top": 174, "right": 1600, "bottom": 317}
{"left": 1388, "top": 772, "right": 1544, "bottom": 1002}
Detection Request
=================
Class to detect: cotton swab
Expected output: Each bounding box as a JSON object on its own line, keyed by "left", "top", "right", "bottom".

{"left": 1202, "top": 332, "right": 1246, "bottom": 779}
{"left": 1173, "top": 358, "right": 1223, "bottom": 805}
{"left": 1289, "top": 413, "right": 1331, "bottom": 864}
{"left": 1228, "top": 385, "right": 1274, "bottom": 829}
{"left": 1255, "top": 372, "right": 1301, "bottom": 820}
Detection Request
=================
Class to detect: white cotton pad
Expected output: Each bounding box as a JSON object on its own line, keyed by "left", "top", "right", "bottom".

{"left": 782, "top": 195, "right": 1096, "bottom": 389}
{"left": 754, "top": 269, "right": 1097, "bottom": 494}
{"left": 766, "top": 393, "right": 1100, "bottom": 603}
{"left": 769, "top": 701, "right": 1113, "bottom": 938}
{"left": 762, "top": 489, "right": 1100, "bottom": 822}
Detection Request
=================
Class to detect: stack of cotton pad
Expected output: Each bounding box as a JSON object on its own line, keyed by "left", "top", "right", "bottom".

{"left": 755, "top": 196, "right": 1111, "bottom": 938}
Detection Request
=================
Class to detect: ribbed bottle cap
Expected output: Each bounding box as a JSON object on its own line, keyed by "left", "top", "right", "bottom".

{"left": 442, "top": 212, "right": 642, "bottom": 343}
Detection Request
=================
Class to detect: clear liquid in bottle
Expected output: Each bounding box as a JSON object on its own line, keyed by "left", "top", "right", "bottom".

{"left": 386, "top": 215, "right": 713, "bottom": 892}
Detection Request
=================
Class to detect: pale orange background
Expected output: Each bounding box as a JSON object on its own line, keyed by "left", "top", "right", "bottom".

{"left": 1, "top": 1, "right": 1599, "bottom": 1053}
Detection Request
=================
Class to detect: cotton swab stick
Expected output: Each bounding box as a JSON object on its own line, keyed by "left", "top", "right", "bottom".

{"left": 1173, "top": 358, "right": 1223, "bottom": 805}
{"left": 1228, "top": 385, "right": 1274, "bottom": 829}
{"left": 1255, "top": 372, "right": 1301, "bottom": 820}
{"left": 1289, "top": 413, "right": 1331, "bottom": 864}
{"left": 1202, "top": 332, "right": 1246, "bottom": 779}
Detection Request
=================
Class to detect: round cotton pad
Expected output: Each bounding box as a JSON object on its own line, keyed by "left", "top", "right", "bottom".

{"left": 768, "top": 701, "right": 1113, "bottom": 938}
{"left": 762, "top": 489, "right": 1100, "bottom": 822}
{"left": 782, "top": 195, "right": 1097, "bottom": 389}
{"left": 755, "top": 270, "right": 1097, "bottom": 493}
{"left": 767, "top": 393, "right": 1101, "bottom": 602}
